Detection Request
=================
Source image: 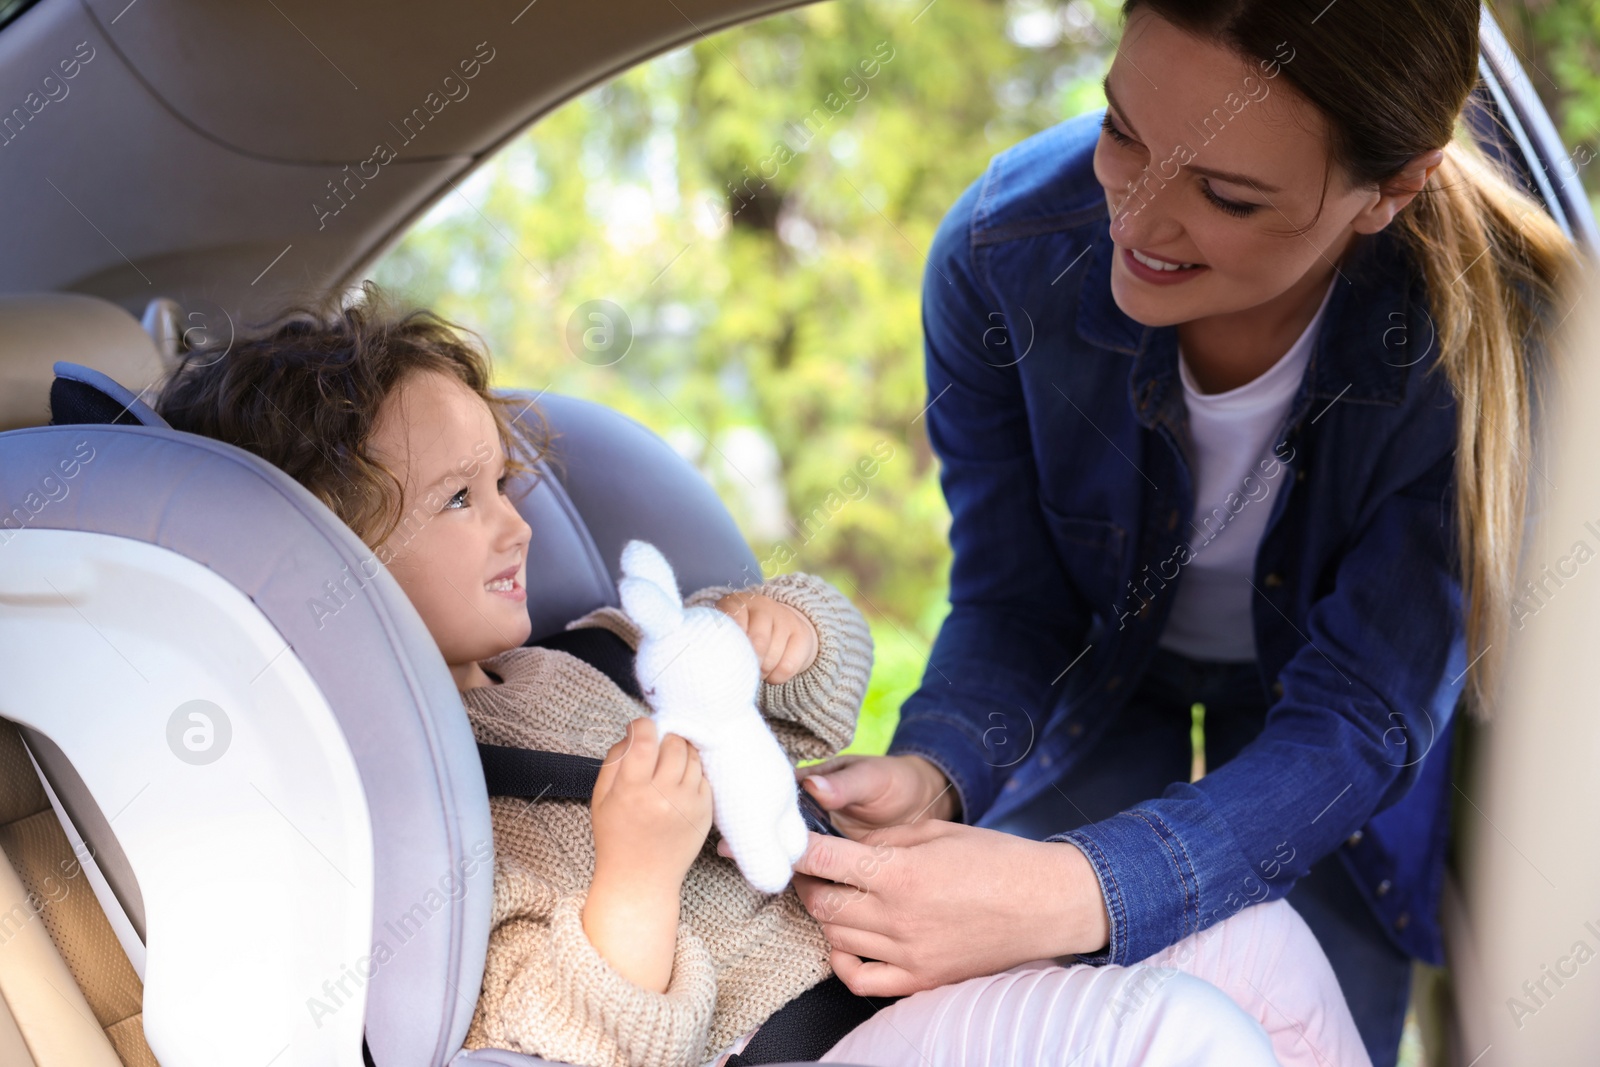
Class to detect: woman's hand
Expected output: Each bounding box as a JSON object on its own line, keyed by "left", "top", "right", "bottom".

{"left": 796, "top": 753, "right": 960, "bottom": 837}
{"left": 714, "top": 591, "right": 818, "bottom": 683}
{"left": 791, "top": 821, "right": 1111, "bottom": 997}
{"left": 583, "top": 717, "right": 713, "bottom": 992}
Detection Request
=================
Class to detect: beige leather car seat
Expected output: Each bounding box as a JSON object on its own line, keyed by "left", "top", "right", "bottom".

{"left": 0, "top": 292, "right": 169, "bottom": 1064}
{"left": 0, "top": 721, "right": 156, "bottom": 1066}
{"left": 0, "top": 293, "right": 170, "bottom": 433}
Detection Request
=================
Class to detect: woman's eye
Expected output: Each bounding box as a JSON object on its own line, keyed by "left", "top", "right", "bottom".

{"left": 1201, "top": 181, "right": 1258, "bottom": 218}
{"left": 444, "top": 487, "right": 469, "bottom": 510}
{"left": 1100, "top": 112, "right": 1136, "bottom": 147}
{"left": 496, "top": 473, "right": 509, "bottom": 494}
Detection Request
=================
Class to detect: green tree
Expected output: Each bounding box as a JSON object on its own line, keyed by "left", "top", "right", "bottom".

{"left": 1492, "top": 0, "right": 1600, "bottom": 214}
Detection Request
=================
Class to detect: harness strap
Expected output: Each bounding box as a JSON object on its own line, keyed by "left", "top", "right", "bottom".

{"left": 470, "top": 624, "right": 893, "bottom": 1062}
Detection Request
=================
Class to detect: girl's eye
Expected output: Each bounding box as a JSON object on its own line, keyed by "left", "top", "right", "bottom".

{"left": 1100, "top": 112, "right": 1136, "bottom": 147}
{"left": 444, "top": 473, "right": 510, "bottom": 510}
{"left": 1201, "top": 181, "right": 1258, "bottom": 218}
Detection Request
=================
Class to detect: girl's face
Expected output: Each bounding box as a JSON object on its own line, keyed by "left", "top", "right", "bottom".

{"left": 368, "top": 369, "right": 532, "bottom": 689}
{"left": 1093, "top": 8, "right": 1408, "bottom": 328}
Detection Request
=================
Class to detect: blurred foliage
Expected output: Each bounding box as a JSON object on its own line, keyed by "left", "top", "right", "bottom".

{"left": 371, "top": 0, "right": 1127, "bottom": 752}
{"left": 1492, "top": 0, "right": 1600, "bottom": 214}
{"left": 370, "top": 0, "right": 1600, "bottom": 765}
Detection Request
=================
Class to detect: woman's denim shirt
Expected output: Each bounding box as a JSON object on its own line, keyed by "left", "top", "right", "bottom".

{"left": 891, "top": 109, "right": 1467, "bottom": 968}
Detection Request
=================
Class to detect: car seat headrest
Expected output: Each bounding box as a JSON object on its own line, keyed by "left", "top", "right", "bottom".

{"left": 50, "top": 361, "right": 171, "bottom": 428}
{"left": 0, "top": 294, "right": 169, "bottom": 432}
{"left": 34, "top": 368, "right": 766, "bottom": 647}
{"left": 450, "top": 392, "right": 765, "bottom": 641}
{"left": 0, "top": 424, "right": 492, "bottom": 1066}
{"left": 3, "top": 360, "right": 775, "bottom": 1066}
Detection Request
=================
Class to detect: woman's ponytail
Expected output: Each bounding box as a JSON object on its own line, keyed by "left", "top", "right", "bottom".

{"left": 1391, "top": 138, "right": 1584, "bottom": 719}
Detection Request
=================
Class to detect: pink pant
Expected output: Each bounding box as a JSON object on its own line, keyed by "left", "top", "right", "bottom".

{"left": 819, "top": 898, "right": 1372, "bottom": 1067}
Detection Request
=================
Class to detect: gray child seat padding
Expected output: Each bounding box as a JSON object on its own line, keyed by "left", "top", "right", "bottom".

{"left": 1, "top": 362, "right": 765, "bottom": 1067}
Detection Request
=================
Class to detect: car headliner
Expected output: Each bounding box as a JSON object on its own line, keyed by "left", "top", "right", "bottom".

{"left": 0, "top": 0, "right": 810, "bottom": 322}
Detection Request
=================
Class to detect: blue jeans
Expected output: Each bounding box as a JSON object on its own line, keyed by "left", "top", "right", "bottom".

{"left": 977, "top": 645, "right": 1412, "bottom": 1067}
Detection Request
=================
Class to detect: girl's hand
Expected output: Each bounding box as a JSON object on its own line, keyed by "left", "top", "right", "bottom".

{"left": 583, "top": 718, "right": 713, "bottom": 992}
{"left": 797, "top": 754, "right": 960, "bottom": 838}
{"left": 590, "top": 717, "right": 714, "bottom": 884}
{"left": 714, "top": 591, "right": 819, "bottom": 683}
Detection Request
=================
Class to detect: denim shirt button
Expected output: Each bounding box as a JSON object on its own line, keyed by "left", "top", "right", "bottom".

{"left": 1346, "top": 830, "right": 1364, "bottom": 847}
{"left": 1040, "top": 753, "right": 1053, "bottom": 769}
{"left": 1296, "top": 468, "right": 1307, "bottom": 483}
{"left": 1068, "top": 721, "right": 1085, "bottom": 737}
{"left": 1105, "top": 675, "right": 1122, "bottom": 691}
{"left": 1394, "top": 911, "right": 1410, "bottom": 930}
{"left": 1272, "top": 680, "right": 1285, "bottom": 699}
{"left": 1375, "top": 879, "right": 1392, "bottom": 897}
{"left": 1167, "top": 508, "right": 1179, "bottom": 530}
{"left": 1263, "top": 572, "right": 1284, "bottom": 588}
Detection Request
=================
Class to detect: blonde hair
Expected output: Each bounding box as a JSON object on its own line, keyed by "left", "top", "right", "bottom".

{"left": 1126, "top": 0, "right": 1587, "bottom": 718}
{"left": 1393, "top": 138, "right": 1583, "bottom": 717}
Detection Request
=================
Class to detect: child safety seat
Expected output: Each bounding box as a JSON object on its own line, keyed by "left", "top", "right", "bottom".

{"left": 0, "top": 337, "right": 870, "bottom": 1066}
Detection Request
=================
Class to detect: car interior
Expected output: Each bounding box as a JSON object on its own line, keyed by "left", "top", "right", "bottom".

{"left": 0, "top": 1, "right": 1595, "bottom": 1065}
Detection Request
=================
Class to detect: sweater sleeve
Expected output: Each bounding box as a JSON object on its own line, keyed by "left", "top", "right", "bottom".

{"left": 471, "top": 873, "right": 718, "bottom": 1067}
{"left": 683, "top": 571, "right": 871, "bottom": 762}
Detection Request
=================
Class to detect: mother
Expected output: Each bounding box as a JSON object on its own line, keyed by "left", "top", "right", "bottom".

{"left": 792, "top": 2, "right": 1580, "bottom": 1065}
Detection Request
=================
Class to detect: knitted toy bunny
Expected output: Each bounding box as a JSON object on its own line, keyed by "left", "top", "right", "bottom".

{"left": 616, "top": 539, "right": 809, "bottom": 894}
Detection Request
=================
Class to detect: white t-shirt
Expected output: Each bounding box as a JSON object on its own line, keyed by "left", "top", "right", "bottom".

{"left": 1156, "top": 277, "right": 1337, "bottom": 662}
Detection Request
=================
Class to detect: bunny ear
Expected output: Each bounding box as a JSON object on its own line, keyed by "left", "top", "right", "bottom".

{"left": 619, "top": 540, "right": 682, "bottom": 606}
{"left": 619, "top": 574, "right": 684, "bottom": 640}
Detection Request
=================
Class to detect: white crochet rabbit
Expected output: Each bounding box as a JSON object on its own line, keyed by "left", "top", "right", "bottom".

{"left": 616, "top": 539, "right": 809, "bottom": 894}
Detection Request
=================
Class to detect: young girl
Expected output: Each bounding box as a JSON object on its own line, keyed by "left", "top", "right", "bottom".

{"left": 155, "top": 288, "right": 1369, "bottom": 1067}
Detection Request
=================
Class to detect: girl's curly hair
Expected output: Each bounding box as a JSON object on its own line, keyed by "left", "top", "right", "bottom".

{"left": 154, "top": 282, "right": 555, "bottom": 548}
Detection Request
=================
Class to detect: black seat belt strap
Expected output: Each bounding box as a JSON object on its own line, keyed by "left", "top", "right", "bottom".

{"left": 477, "top": 743, "right": 603, "bottom": 800}
{"left": 468, "top": 621, "right": 891, "bottom": 1062}
{"left": 726, "top": 975, "right": 898, "bottom": 1064}
{"left": 473, "top": 625, "right": 637, "bottom": 799}
{"left": 527, "top": 625, "right": 644, "bottom": 700}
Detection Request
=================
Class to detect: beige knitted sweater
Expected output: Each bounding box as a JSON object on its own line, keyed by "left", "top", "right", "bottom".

{"left": 458, "top": 571, "right": 873, "bottom": 1067}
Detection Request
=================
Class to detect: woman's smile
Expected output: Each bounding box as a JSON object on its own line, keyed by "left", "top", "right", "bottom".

{"left": 1121, "top": 245, "right": 1209, "bottom": 285}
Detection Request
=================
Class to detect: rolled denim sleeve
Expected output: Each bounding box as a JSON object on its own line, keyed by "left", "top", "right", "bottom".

{"left": 1055, "top": 444, "right": 1466, "bottom": 966}
{"left": 887, "top": 178, "right": 1095, "bottom": 824}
